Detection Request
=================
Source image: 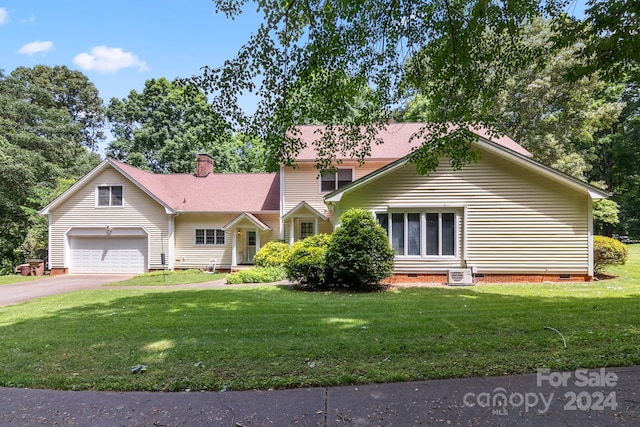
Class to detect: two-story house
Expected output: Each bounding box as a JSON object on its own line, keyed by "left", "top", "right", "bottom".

{"left": 40, "top": 123, "right": 609, "bottom": 283}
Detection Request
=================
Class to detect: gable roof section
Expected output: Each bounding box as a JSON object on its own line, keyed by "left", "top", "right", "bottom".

{"left": 325, "top": 136, "right": 610, "bottom": 203}
{"left": 39, "top": 160, "right": 176, "bottom": 215}
{"left": 292, "top": 122, "right": 532, "bottom": 162}
{"left": 41, "top": 159, "right": 280, "bottom": 215}
{"left": 282, "top": 201, "right": 329, "bottom": 221}
{"left": 223, "top": 212, "right": 272, "bottom": 231}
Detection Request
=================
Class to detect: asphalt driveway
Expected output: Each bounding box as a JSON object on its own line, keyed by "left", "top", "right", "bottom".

{"left": 0, "top": 274, "right": 134, "bottom": 307}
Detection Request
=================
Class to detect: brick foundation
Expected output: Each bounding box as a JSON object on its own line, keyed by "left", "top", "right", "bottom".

{"left": 49, "top": 268, "right": 68, "bottom": 276}
{"left": 383, "top": 273, "right": 592, "bottom": 285}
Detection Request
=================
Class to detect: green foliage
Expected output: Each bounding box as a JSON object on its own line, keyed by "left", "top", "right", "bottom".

{"left": 225, "top": 267, "right": 286, "bottom": 284}
{"left": 284, "top": 234, "right": 331, "bottom": 288}
{"left": 556, "top": 0, "right": 640, "bottom": 83}
{"left": 593, "top": 199, "right": 620, "bottom": 235}
{"left": 198, "top": 0, "right": 558, "bottom": 174}
{"left": 106, "top": 77, "right": 267, "bottom": 173}
{"left": 594, "top": 235, "right": 628, "bottom": 274}
{"left": 326, "top": 209, "right": 394, "bottom": 289}
{"left": 10, "top": 65, "right": 106, "bottom": 152}
{"left": 254, "top": 241, "right": 292, "bottom": 268}
{"left": 0, "top": 67, "right": 100, "bottom": 272}
{"left": 196, "top": 0, "right": 640, "bottom": 185}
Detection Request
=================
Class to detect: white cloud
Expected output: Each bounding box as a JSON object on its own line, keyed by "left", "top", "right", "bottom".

{"left": 73, "top": 46, "right": 149, "bottom": 73}
{"left": 0, "top": 7, "right": 8, "bottom": 25}
{"left": 17, "top": 40, "right": 54, "bottom": 55}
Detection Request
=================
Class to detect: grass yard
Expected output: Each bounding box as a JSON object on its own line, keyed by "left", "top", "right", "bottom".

{"left": 0, "top": 246, "right": 638, "bottom": 392}
{"left": 109, "top": 269, "right": 226, "bottom": 286}
{"left": 0, "top": 275, "right": 41, "bottom": 286}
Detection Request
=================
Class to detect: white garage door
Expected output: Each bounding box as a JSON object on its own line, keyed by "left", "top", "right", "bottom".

{"left": 70, "top": 236, "right": 147, "bottom": 274}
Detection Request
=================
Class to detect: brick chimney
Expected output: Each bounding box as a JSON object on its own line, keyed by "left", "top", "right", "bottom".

{"left": 195, "top": 153, "right": 214, "bottom": 177}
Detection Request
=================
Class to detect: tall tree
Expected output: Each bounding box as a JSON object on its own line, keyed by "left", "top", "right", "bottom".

{"left": 106, "top": 78, "right": 263, "bottom": 173}
{"left": 0, "top": 69, "right": 99, "bottom": 271}
{"left": 195, "top": 0, "right": 637, "bottom": 173}
{"left": 10, "top": 65, "right": 106, "bottom": 152}
{"left": 556, "top": 0, "right": 640, "bottom": 83}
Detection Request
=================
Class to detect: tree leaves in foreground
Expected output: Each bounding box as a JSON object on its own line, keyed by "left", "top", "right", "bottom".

{"left": 0, "top": 68, "right": 100, "bottom": 272}
{"left": 193, "top": 0, "right": 590, "bottom": 172}
{"left": 106, "top": 78, "right": 266, "bottom": 173}
{"left": 195, "top": 0, "right": 639, "bottom": 176}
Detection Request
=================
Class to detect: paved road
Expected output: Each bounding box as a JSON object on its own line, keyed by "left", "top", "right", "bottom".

{"left": 0, "top": 274, "right": 135, "bottom": 306}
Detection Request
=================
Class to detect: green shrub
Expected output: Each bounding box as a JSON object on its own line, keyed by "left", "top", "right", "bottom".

{"left": 284, "top": 234, "right": 331, "bottom": 288}
{"left": 254, "top": 241, "right": 293, "bottom": 268}
{"left": 225, "top": 267, "right": 286, "bottom": 284}
{"left": 326, "top": 209, "right": 395, "bottom": 290}
{"left": 594, "top": 235, "right": 628, "bottom": 274}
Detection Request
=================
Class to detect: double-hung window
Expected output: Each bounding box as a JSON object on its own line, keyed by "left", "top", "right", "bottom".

{"left": 195, "top": 229, "right": 225, "bottom": 245}
{"left": 376, "top": 211, "right": 457, "bottom": 257}
{"left": 320, "top": 168, "right": 352, "bottom": 192}
{"left": 97, "top": 185, "right": 123, "bottom": 207}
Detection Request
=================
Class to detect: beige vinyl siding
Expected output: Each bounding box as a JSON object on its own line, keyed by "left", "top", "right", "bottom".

{"left": 48, "top": 167, "right": 168, "bottom": 270}
{"left": 282, "top": 161, "right": 389, "bottom": 214}
{"left": 174, "top": 212, "right": 280, "bottom": 269}
{"left": 334, "top": 148, "right": 590, "bottom": 275}
{"left": 281, "top": 161, "right": 390, "bottom": 242}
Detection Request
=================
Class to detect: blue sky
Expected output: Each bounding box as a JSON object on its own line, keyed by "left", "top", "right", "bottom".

{"left": 1, "top": 0, "right": 588, "bottom": 114}
{"left": 0, "top": 0, "right": 261, "bottom": 110}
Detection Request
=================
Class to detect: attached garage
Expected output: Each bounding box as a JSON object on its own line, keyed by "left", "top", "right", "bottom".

{"left": 68, "top": 228, "right": 148, "bottom": 274}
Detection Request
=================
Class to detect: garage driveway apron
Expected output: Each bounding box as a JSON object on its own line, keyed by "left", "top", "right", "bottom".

{"left": 0, "top": 275, "right": 135, "bottom": 307}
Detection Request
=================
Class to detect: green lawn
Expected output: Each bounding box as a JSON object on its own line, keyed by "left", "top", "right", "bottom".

{"left": 109, "top": 269, "right": 226, "bottom": 286}
{"left": 0, "top": 246, "right": 638, "bottom": 392}
{"left": 0, "top": 275, "right": 42, "bottom": 286}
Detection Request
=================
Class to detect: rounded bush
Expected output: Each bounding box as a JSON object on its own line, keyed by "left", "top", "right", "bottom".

{"left": 326, "top": 209, "right": 395, "bottom": 290}
{"left": 284, "top": 234, "right": 331, "bottom": 288}
{"left": 594, "top": 235, "right": 628, "bottom": 274}
{"left": 254, "top": 241, "right": 293, "bottom": 268}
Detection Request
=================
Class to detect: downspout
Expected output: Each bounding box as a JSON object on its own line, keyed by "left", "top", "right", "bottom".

{"left": 588, "top": 197, "right": 594, "bottom": 278}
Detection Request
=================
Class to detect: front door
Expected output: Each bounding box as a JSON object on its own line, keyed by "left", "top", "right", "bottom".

{"left": 245, "top": 230, "right": 257, "bottom": 263}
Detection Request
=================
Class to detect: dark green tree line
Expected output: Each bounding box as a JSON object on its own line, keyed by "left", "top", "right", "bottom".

{"left": 106, "top": 77, "right": 266, "bottom": 173}
{"left": 0, "top": 67, "right": 101, "bottom": 272}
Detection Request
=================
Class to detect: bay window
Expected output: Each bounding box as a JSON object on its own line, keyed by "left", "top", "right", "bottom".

{"left": 376, "top": 211, "right": 457, "bottom": 257}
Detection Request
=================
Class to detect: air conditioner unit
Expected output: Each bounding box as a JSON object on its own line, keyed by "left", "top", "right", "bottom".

{"left": 447, "top": 268, "right": 473, "bottom": 286}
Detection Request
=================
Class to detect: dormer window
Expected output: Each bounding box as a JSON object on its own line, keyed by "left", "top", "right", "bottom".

{"left": 97, "top": 185, "right": 123, "bottom": 207}
{"left": 320, "top": 168, "right": 353, "bottom": 192}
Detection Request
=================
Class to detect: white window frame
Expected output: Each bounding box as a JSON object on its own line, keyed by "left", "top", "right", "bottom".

{"left": 194, "top": 228, "right": 226, "bottom": 246}
{"left": 319, "top": 167, "right": 354, "bottom": 192}
{"left": 375, "top": 210, "right": 459, "bottom": 259}
{"left": 96, "top": 184, "right": 124, "bottom": 208}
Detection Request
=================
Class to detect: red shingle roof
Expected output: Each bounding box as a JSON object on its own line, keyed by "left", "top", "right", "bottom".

{"left": 106, "top": 123, "right": 529, "bottom": 213}
{"left": 110, "top": 160, "right": 280, "bottom": 212}
{"left": 292, "top": 123, "right": 532, "bottom": 161}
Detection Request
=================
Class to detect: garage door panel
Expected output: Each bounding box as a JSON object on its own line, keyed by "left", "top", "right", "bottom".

{"left": 70, "top": 237, "right": 147, "bottom": 274}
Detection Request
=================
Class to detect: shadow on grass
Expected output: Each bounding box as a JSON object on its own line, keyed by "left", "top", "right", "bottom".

{"left": 0, "top": 285, "right": 638, "bottom": 391}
